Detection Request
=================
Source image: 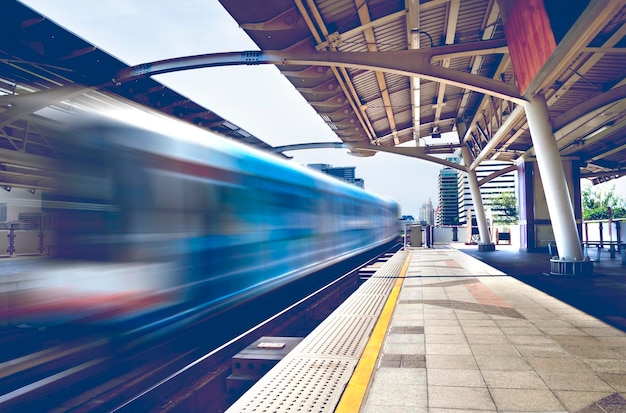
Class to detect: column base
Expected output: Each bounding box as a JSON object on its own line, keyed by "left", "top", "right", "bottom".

{"left": 478, "top": 243, "right": 496, "bottom": 252}
{"left": 549, "top": 258, "right": 594, "bottom": 276}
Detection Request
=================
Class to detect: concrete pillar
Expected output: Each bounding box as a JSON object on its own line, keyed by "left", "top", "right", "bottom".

{"left": 461, "top": 147, "right": 493, "bottom": 250}
{"left": 524, "top": 93, "right": 584, "bottom": 261}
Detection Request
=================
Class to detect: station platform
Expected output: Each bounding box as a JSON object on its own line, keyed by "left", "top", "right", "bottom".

{"left": 227, "top": 244, "right": 626, "bottom": 413}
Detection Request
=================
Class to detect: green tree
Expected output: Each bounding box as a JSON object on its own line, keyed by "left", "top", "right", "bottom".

{"left": 581, "top": 181, "right": 626, "bottom": 220}
{"left": 490, "top": 192, "right": 518, "bottom": 225}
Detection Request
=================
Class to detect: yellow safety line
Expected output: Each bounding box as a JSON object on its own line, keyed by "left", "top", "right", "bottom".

{"left": 335, "top": 250, "right": 412, "bottom": 413}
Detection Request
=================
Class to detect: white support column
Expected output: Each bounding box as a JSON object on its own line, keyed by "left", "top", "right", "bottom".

{"left": 461, "top": 147, "right": 493, "bottom": 249}
{"left": 524, "top": 93, "right": 584, "bottom": 262}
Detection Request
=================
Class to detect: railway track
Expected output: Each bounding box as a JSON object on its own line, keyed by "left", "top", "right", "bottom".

{"left": 0, "top": 242, "right": 399, "bottom": 412}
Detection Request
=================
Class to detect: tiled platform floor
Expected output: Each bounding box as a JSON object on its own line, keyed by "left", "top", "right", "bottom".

{"left": 462, "top": 243, "right": 626, "bottom": 333}
{"left": 360, "top": 245, "right": 626, "bottom": 413}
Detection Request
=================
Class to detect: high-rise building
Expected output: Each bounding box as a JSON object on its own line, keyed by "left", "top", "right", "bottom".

{"left": 307, "top": 164, "right": 364, "bottom": 188}
{"left": 437, "top": 168, "right": 459, "bottom": 225}
{"left": 419, "top": 199, "right": 434, "bottom": 225}
{"left": 307, "top": 163, "right": 331, "bottom": 172}
{"left": 457, "top": 160, "right": 516, "bottom": 225}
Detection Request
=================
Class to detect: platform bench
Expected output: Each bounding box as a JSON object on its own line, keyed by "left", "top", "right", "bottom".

{"left": 583, "top": 241, "right": 625, "bottom": 265}
{"left": 547, "top": 241, "right": 625, "bottom": 265}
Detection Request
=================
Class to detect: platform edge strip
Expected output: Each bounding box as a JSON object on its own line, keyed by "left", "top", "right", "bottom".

{"left": 334, "top": 250, "right": 411, "bottom": 413}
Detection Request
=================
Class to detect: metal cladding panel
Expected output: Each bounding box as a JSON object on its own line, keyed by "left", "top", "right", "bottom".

{"left": 420, "top": 4, "right": 447, "bottom": 47}
{"left": 363, "top": 99, "right": 385, "bottom": 122}
{"left": 395, "top": 129, "right": 415, "bottom": 146}
{"left": 446, "top": 54, "right": 473, "bottom": 72}
{"left": 385, "top": 72, "right": 410, "bottom": 95}
{"left": 476, "top": 54, "right": 504, "bottom": 79}
{"left": 419, "top": 86, "right": 436, "bottom": 118}
{"left": 392, "top": 107, "right": 412, "bottom": 127}
{"left": 457, "top": 0, "right": 494, "bottom": 43}
{"left": 547, "top": 51, "right": 626, "bottom": 125}
{"left": 339, "top": 32, "right": 368, "bottom": 52}
{"left": 440, "top": 86, "right": 465, "bottom": 118}
{"left": 550, "top": 87, "right": 598, "bottom": 118}
{"left": 371, "top": 113, "right": 391, "bottom": 134}
{"left": 389, "top": 89, "right": 412, "bottom": 119}
{"left": 583, "top": 53, "right": 626, "bottom": 86}
{"left": 372, "top": 18, "right": 407, "bottom": 52}
{"left": 602, "top": 137, "right": 626, "bottom": 167}
{"left": 367, "top": 0, "right": 405, "bottom": 22}
{"left": 351, "top": 70, "right": 378, "bottom": 100}
{"left": 317, "top": 0, "right": 360, "bottom": 32}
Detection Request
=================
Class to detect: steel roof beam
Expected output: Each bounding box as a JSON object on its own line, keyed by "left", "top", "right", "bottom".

{"left": 0, "top": 85, "right": 93, "bottom": 127}
{"left": 113, "top": 39, "right": 524, "bottom": 104}
{"left": 0, "top": 147, "right": 56, "bottom": 170}
{"left": 271, "top": 142, "right": 348, "bottom": 153}
{"left": 347, "top": 142, "right": 467, "bottom": 171}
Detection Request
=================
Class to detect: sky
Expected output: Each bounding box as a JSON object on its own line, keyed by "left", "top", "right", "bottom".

{"left": 16, "top": 0, "right": 626, "bottom": 216}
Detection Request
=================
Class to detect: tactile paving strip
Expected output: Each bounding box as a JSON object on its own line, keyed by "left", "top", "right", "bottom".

{"left": 331, "top": 282, "right": 393, "bottom": 316}
{"left": 229, "top": 357, "right": 354, "bottom": 413}
{"left": 226, "top": 250, "right": 408, "bottom": 412}
{"left": 296, "top": 315, "right": 377, "bottom": 358}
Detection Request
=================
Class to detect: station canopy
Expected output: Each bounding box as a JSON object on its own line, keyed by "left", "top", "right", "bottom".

{"left": 0, "top": 0, "right": 625, "bottom": 191}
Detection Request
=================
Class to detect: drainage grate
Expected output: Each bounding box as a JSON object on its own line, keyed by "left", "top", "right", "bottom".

{"left": 226, "top": 251, "right": 408, "bottom": 412}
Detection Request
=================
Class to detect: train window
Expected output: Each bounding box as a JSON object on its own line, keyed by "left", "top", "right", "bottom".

{"left": 44, "top": 144, "right": 121, "bottom": 260}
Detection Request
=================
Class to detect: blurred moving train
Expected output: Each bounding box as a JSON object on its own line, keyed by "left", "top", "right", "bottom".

{"left": 3, "top": 92, "right": 400, "bottom": 331}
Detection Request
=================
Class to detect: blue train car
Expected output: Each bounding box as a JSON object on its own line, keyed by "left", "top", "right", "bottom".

{"left": 6, "top": 102, "right": 400, "bottom": 329}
